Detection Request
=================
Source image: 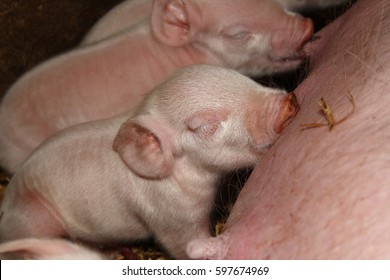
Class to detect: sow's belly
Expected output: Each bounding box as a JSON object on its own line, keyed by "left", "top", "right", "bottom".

{"left": 222, "top": 0, "right": 390, "bottom": 259}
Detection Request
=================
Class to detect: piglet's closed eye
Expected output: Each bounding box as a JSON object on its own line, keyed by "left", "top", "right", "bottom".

{"left": 186, "top": 109, "right": 229, "bottom": 138}
{"left": 113, "top": 118, "right": 174, "bottom": 179}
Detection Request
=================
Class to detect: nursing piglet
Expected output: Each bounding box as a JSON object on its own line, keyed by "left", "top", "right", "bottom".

{"left": 0, "top": 0, "right": 312, "bottom": 173}
{"left": 0, "top": 238, "right": 104, "bottom": 260}
{"left": 0, "top": 65, "right": 299, "bottom": 259}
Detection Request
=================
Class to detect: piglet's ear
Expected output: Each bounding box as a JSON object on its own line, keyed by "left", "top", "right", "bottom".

{"left": 186, "top": 110, "right": 229, "bottom": 138}
{"left": 113, "top": 119, "right": 174, "bottom": 179}
{"left": 151, "top": 0, "right": 200, "bottom": 47}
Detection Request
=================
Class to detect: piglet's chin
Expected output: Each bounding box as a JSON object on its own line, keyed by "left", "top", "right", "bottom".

{"left": 240, "top": 55, "right": 304, "bottom": 76}
{"left": 273, "top": 92, "right": 300, "bottom": 134}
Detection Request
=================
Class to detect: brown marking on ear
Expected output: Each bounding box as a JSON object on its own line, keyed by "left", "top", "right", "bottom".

{"left": 113, "top": 121, "right": 173, "bottom": 179}
{"left": 133, "top": 124, "right": 161, "bottom": 152}
{"left": 113, "top": 123, "right": 159, "bottom": 153}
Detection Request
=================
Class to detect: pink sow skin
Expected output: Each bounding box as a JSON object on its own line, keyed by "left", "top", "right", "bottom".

{"left": 188, "top": 0, "right": 390, "bottom": 259}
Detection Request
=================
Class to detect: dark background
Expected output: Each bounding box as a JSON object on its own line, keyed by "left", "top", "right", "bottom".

{"left": 0, "top": 0, "right": 123, "bottom": 99}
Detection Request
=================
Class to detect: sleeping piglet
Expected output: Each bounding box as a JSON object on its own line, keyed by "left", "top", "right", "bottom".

{"left": 0, "top": 65, "right": 299, "bottom": 259}
{"left": 0, "top": 0, "right": 312, "bottom": 173}
{"left": 0, "top": 238, "right": 104, "bottom": 260}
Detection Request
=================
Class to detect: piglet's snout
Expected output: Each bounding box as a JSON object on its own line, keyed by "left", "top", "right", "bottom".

{"left": 274, "top": 92, "right": 300, "bottom": 134}
{"left": 296, "top": 18, "right": 314, "bottom": 51}
{"left": 270, "top": 16, "right": 313, "bottom": 60}
{"left": 245, "top": 91, "right": 298, "bottom": 148}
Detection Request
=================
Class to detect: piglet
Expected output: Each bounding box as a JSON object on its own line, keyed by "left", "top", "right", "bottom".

{"left": 0, "top": 238, "right": 104, "bottom": 260}
{"left": 0, "top": 0, "right": 312, "bottom": 173}
{"left": 0, "top": 65, "right": 299, "bottom": 259}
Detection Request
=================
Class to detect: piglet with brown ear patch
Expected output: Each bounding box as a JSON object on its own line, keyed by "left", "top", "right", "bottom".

{"left": 0, "top": 65, "right": 299, "bottom": 259}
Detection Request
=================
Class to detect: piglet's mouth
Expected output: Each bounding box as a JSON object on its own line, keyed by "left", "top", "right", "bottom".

{"left": 268, "top": 52, "right": 306, "bottom": 64}
{"left": 274, "top": 92, "right": 300, "bottom": 134}
{"left": 302, "top": 35, "right": 322, "bottom": 56}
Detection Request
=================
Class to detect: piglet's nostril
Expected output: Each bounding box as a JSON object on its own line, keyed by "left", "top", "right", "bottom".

{"left": 273, "top": 92, "right": 300, "bottom": 134}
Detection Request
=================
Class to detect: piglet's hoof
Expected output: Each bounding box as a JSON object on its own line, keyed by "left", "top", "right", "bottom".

{"left": 186, "top": 236, "right": 229, "bottom": 260}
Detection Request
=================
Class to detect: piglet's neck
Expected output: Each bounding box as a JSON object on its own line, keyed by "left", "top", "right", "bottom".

{"left": 174, "top": 155, "right": 221, "bottom": 189}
